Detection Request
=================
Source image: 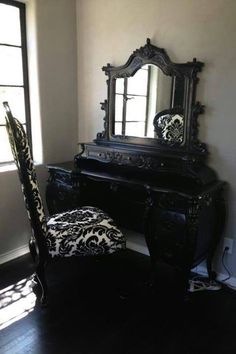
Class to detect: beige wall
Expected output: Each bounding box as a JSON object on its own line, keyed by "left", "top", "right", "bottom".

{"left": 0, "top": 170, "right": 30, "bottom": 256}
{"left": 76, "top": 0, "right": 236, "bottom": 276}
{"left": 1, "top": 0, "right": 236, "bottom": 278}
{"left": 0, "top": 0, "right": 78, "bottom": 262}
{"left": 34, "top": 0, "right": 78, "bottom": 164}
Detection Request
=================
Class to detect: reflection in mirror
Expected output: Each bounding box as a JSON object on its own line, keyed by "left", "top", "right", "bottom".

{"left": 154, "top": 109, "right": 184, "bottom": 145}
{"left": 114, "top": 64, "right": 180, "bottom": 138}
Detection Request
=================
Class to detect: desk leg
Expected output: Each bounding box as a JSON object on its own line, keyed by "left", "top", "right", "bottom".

{"left": 206, "top": 189, "right": 227, "bottom": 280}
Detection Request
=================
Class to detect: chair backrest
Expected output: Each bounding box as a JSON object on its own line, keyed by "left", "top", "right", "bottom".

{"left": 153, "top": 107, "right": 184, "bottom": 145}
{"left": 3, "top": 102, "right": 48, "bottom": 258}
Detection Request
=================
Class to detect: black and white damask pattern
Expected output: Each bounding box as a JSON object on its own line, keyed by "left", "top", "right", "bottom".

{"left": 5, "top": 111, "right": 47, "bottom": 234}
{"left": 46, "top": 207, "right": 125, "bottom": 257}
{"left": 156, "top": 114, "right": 184, "bottom": 144}
{"left": 4, "top": 102, "right": 125, "bottom": 258}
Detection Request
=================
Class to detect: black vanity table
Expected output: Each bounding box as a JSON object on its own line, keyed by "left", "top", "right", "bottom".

{"left": 46, "top": 39, "right": 226, "bottom": 291}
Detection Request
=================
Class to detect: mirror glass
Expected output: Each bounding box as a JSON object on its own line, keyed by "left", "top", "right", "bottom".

{"left": 113, "top": 64, "right": 184, "bottom": 141}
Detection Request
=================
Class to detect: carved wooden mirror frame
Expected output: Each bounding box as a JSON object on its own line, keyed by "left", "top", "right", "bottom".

{"left": 95, "top": 38, "right": 207, "bottom": 160}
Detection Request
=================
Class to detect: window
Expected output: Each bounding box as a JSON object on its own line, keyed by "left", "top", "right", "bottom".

{"left": 114, "top": 66, "right": 150, "bottom": 137}
{"left": 0, "top": 0, "right": 30, "bottom": 165}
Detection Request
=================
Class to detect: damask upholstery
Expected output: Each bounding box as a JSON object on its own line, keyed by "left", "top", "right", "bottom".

{"left": 4, "top": 104, "right": 48, "bottom": 237}
{"left": 156, "top": 114, "right": 184, "bottom": 144}
{"left": 47, "top": 207, "right": 125, "bottom": 257}
{"left": 153, "top": 107, "right": 184, "bottom": 145}
{"left": 3, "top": 102, "right": 125, "bottom": 259}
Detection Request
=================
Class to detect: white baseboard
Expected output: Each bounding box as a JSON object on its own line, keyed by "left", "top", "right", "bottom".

{"left": 0, "top": 244, "right": 29, "bottom": 265}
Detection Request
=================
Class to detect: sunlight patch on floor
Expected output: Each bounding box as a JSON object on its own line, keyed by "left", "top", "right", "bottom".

{"left": 0, "top": 277, "right": 36, "bottom": 330}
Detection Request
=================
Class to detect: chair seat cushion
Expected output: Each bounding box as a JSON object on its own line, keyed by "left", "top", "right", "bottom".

{"left": 46, "top": 206, "right": 125, "bottom": 258}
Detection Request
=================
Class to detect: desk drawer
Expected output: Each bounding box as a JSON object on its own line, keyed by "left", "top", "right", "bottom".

{"left": 46, "top": 182, "right": 80, "bottom": 214}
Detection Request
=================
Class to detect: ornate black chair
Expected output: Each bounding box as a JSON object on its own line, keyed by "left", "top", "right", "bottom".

{"left": 3, "top": 102, "right": 125, "bottom": 305}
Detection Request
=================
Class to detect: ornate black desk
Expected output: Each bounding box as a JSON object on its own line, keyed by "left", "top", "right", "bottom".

{"left": 46, "top": 147, "right": 226, "bottom": 288}
{"left": 46, "top": 39, "right": 227, "bottom": 290}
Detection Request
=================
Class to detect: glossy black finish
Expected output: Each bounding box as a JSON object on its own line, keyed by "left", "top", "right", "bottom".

{"left": 46, "top": 39, "right": 227, "bottom": 293}
{"left": 46, "top": 161, "right": 80, "bottom": 214}
{"left": 47, "top": 157, "right": 226, "bottom": 291}
{"left": 96, "top": 38, "right": 206, "bottom": 160}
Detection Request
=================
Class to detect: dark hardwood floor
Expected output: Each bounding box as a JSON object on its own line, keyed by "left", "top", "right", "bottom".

{"left": 0, "top": 249, "right": 236, "bottom": 354}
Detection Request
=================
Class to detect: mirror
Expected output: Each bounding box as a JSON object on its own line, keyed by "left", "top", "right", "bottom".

{"left": 113, "top": 64, "right": 184, "bottom": 143}
{"left": 114, "top": 64, "right": 179, "bottom": 138}
{"left": 97, "top": 39, "right": 205, "bottom": 156}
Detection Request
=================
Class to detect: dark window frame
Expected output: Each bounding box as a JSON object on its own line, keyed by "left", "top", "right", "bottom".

{"left": 115, "top": 66, "right": 150, "bottom": 137}
{"left": 0, "top": 0, "right": 31, "bottom": 165}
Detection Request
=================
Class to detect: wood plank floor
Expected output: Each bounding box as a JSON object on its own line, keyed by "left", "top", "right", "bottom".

{"left": 0, "top": 250, "right": 236, "bottom": 354}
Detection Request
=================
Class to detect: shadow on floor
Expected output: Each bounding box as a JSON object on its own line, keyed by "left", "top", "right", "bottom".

{"left": 0, "top": 250, "right": 236, "bottom": 354}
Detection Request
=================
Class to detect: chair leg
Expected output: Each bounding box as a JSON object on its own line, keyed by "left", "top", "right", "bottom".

{"left": 29, "top": 238, "right": 37, "bottom": 263}
{"left": 32, "top": 261, "right": 48, "bottom": 306}
{"left": 29, "top": 238, "right": 48, "bottom": 306}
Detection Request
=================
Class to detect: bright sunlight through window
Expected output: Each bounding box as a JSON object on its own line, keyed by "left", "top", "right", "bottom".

{"left": 0, "top": 277, "right": 36, "bottom": 330}
{"left": 0, "top": 1, "right": 31, "bottom": 165}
